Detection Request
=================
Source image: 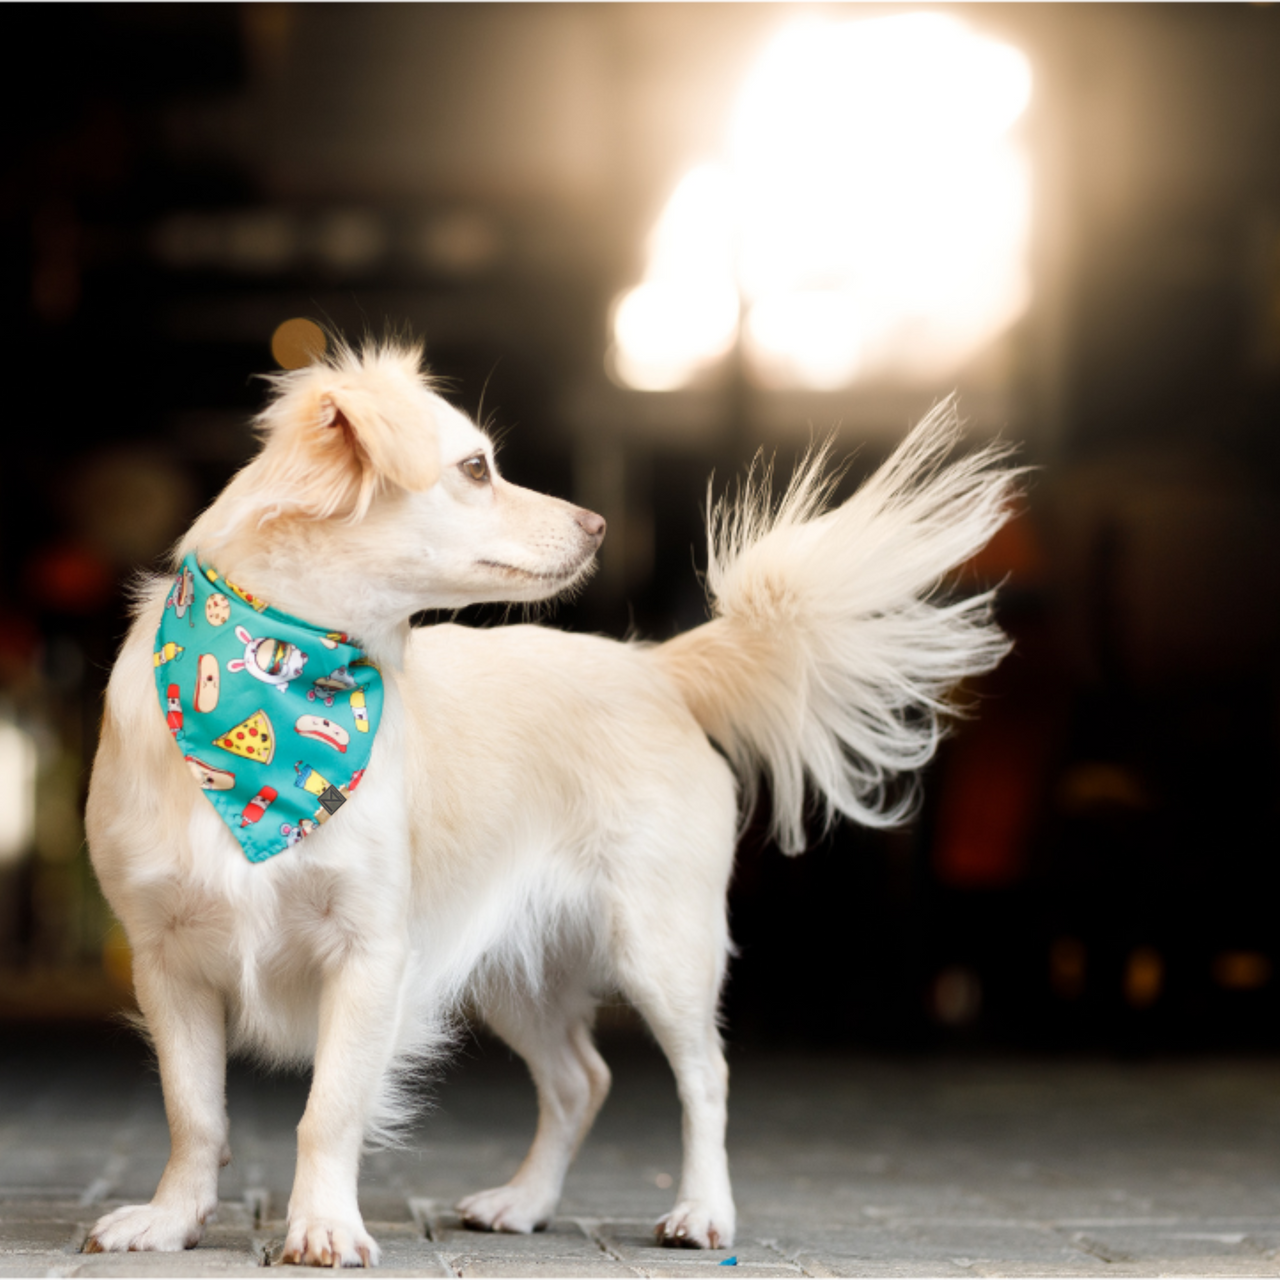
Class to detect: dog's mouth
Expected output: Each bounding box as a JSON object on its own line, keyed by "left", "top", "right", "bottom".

{"left": 475, "top": 559, "right": 581, "bottom": 584}
{"left": 472, "top": 554, "right": 599, "bottom": 604}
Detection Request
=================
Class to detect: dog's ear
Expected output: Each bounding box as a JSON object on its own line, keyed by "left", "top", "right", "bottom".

{"left": 250, "top": 348, "right": 443, "bottom": 523}
{"left": 319, "top": 389, "right": 441, "bottom": 495}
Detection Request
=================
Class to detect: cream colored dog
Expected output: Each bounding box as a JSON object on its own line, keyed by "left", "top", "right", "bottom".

{"left": 85, "top": 342, "right": 1016, "bottom": 1265}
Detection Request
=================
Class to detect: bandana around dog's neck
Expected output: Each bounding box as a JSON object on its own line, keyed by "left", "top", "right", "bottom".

{"left": 154, "top": 552, "right": 384, "bottom": 863}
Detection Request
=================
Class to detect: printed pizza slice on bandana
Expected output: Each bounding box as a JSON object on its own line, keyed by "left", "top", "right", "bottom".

{"left": 213, "top": 708, "right": 276, "bottom": 766}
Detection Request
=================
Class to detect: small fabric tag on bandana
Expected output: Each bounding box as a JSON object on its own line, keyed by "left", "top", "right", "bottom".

{"left": 153, "top": 553, "right": 384, "bottom": 863}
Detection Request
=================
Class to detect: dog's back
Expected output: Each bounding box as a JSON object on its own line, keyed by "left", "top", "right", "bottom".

{"left": 401, "top": 622, "right": 738, "bottom": 988}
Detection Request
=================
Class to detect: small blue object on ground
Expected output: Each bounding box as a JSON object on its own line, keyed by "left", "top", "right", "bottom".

{"left": 720, "top": 1256, "right": 738, "bottom": 1266}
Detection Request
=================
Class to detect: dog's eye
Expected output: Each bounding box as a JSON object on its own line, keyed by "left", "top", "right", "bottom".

{"left": 461, "top": 455, "right": 490, "bottom": 483}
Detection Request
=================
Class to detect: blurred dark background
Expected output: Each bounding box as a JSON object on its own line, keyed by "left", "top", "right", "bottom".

{"left": 2, "top": 2, "right": 1279, "bottom": 1055}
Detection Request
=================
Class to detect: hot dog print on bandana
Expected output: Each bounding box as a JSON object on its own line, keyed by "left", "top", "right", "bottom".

{"left": 154, "top": 553, "right": 384, "bottom": 863}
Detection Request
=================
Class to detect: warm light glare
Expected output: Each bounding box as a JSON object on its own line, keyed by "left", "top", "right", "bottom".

{"left": 611, "top": 13, "right": 1034, "bottom": 391}
{"left": 272, "top": 316, "right": 328, "bottom": 370}
{"left": 609, "top": 166, "right": 739, "bottom": 391}
{"left": 0, "top": 720, "right": 37, "bottom": 865}
{"left": 612, "top": 282, "right": 739, "bottom": 392}
{"left": 646, "top": 164, "right": 737, "bottom": 286}
{"left": 744, "top": 291, "right": 864, "bottom": 391}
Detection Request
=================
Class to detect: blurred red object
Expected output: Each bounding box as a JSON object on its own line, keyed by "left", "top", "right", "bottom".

{"left": 932, "top": 507, "right": 1060, "bottom": 889}
{"left": 961, "top": 503, "right": 1046, "bottom": 588}
{"left": 25, "top": 542, "right": 115, "bottom": 613}
{"left": 931, "top": 698, "right": 1056, "bottom": 888}
{"left": 0, "top": 611, "right": 40, "bottom": 688}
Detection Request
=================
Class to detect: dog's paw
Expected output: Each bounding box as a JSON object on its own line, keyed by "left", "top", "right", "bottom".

{"left": 281, "top": 1215, "right": 380, "bottom": 1267}
{"left": 656, "top": 1200, "right": 735, "bottom": 1250}
{"left": 456, "top": 1184, "right": 555, "bottom": 1234}
{"left": 84, "top": 1202, "right": 206, "bottom": 1253}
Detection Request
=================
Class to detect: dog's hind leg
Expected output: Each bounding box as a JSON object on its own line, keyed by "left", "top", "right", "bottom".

{"left": 457, "top": 977, "right": 610, "bottom": 1233}
{"left": 614, "top": 868, "right": 736, "bottom": 1250}
{"left": 86, "top": 962, "right": 229, "bottom": 1254}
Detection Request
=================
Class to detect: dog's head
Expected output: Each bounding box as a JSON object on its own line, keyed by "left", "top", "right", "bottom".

{"left": 180, "top": 341, "right": 604, "bottom": 623}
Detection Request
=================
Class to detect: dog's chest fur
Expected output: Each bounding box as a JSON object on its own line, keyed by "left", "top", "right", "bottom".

{"left": 90, "top": 598, "right": 412, "bottom": 1060}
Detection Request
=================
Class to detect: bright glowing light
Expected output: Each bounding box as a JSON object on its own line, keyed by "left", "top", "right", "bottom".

{"left": 0, "top": 720, "right": 36, "bottom": 865}
{"left": 732, "top": 13, "right": 1032, "bottom": 388}
{"left": 611, "top": 280, "right": 739, "bottom": 392}
{"left": 744, "top": 291, "right": 864, "bottom": 391}
{"left": 611, "top": 13, "right": 1034, "bottom": 391}
{"left": 646, "top": 164, "right": 737, "bottom": 285}
{"left": 609, "top": 165, "right": 739, "bottom": 391}
{"left": 730, "top": 14, "right": 1031, "bottom": 184}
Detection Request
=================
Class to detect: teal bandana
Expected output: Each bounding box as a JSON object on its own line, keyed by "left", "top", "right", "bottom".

{"left": 154, "top": 552, "right": 384, "bottom": 863}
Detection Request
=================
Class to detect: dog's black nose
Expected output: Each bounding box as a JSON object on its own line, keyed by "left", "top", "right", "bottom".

{"left": 576, "top": 509, "right": 606, "bottom": 544}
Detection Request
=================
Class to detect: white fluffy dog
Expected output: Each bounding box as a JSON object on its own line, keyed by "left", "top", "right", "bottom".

{"left": 85, "top": 342, "right": 1016, "bottom": 1265}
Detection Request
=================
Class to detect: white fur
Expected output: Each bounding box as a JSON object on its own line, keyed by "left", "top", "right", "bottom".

{"left": 84, "top": 343, "right": 1016, "bottom": 1264}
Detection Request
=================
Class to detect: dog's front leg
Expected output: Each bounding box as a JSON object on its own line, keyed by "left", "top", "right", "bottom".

{"left": 86, "top": 962, "right": 229, "bottom": 1253}
{"left": 282, "top": 940, "right": 406, "bottom": 1268}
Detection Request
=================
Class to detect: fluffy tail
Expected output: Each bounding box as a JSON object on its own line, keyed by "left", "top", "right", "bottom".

{"left": 656, "top": 396, "right": 1021, "bottom": 855}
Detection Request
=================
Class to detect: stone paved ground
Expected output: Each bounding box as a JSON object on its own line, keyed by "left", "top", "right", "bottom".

{"left": 4, "top": 1024, "right": 1280, "bottom": 1276}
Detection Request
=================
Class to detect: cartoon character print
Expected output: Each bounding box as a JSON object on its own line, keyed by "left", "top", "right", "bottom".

{"left": 165, "top": 684, "right": 183, "bottom": 736}
{"left": 205, "top": 593, "right": 231, "bottom": 626}
{"left": 226, "top": 625, "right": 309, "bottom": 693}
{"left": 240, "top": 785, "right": 278, "bottom": 828}
{"left": 295, "top": 714, "right": 349, "bottom": 753}
{"left": 194, "top": 655, "right": 220, "bottom": 712}
{"left": 185, "top": 755, "right": 234, "bottom": 791}
{"left": 294, "top": 761, "right": 334, "bottom": 797}
{"left": 349, "top": 688, "right": 369, "bottom": 732}
{"left": 307, "top": 665, "right": 357, "bottom": 707}
{"left": 165, "top": 565, "right": 196, "bottom": 625}
{"left": 280, "top": 818, "right": 317, "bottom": 847}
{"left": 154, "top": 642, "right": 185, "bottom": 668}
